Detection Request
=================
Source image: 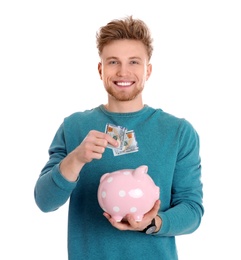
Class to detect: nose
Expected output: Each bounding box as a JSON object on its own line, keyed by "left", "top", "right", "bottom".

{"left": 116, "top": 64, "right": 130, "bottom": 77}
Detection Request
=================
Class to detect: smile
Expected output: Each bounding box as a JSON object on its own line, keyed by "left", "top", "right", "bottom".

{"left": 114, "top": 81, "right": 134, "bottom": 87}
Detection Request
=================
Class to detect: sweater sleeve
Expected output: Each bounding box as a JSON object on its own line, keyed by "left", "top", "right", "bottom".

{"left": 34, "top": 123, "right": 77, "bottom": 212}
{"left": 157, "top": 119, "right": 204, "bottom": 236}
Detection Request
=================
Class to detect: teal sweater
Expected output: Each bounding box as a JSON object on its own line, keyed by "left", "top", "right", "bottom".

{"left": 34, "top": 105, "right": 204, "bottom": 260}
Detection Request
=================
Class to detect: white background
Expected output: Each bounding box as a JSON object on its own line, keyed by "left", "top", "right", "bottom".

{"left": 1, "top": 0, "right": 240, "bottom": 259}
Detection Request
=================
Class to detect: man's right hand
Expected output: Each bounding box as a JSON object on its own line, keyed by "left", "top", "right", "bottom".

{"left": 59, "top": 130, "right": 119, "bottom": 182}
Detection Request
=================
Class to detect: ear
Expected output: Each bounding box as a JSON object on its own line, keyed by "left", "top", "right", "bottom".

{"left": 98, "top": 62, "right": 102, "bottom": 79}
{"left": 100, "top": 173, "right": 110, "bottom": 183}
{"left": 134, "top": 165, "right": 148, "bottom": 176}
{"left": 146, "top": 63, "right": 152, "bottom": 81}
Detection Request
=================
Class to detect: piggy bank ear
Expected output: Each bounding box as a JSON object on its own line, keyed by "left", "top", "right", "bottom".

{"left": 135, "top": 165, "right": 148, "bottom": 175}
{"left": 100, "top": 173, "right": 109, "bottom": 182}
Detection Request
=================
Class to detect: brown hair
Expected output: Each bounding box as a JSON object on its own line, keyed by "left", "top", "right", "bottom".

{"left": 96, "top": 15, "right": 153, "bottom": 61}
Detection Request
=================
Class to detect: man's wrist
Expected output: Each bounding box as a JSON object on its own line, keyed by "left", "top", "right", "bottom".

{"left": 141, "top": 215, "right": 162, "bottom": 234}
{"left": 154, "top": 215, "right": 162, "bottom": 233}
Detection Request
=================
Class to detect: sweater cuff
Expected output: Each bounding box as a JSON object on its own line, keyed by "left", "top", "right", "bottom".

{"left": 156, "top": 212, "right": 170, "bottom": 235}
{"left": 52, "top": 163, "right": 78, "bottom": 191}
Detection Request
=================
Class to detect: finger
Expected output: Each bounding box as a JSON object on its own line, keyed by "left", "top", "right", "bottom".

{"left": 126, "top": 200, "right": 161, "bottom": 230}
{"left": 152, "top": 199, "right": 161, "bottom": 213}
{"left": 95, "top": 131, "right": 119, "bottom": 148}
{"left": 125, "top": 216, "right": 144, "bottom": 231}
{"left": 144, "top": 199, "right": 161, "bottom": 219}
{"left": 103, "top": 213, "right": 132, "bottom": 231}
{"left": 102, "top": 201, "right": 161, "bottom": 232}
{"left": 89, "top": 130, "right": 119, "bottom": 148}
{"left": 104, "top": 134, "right": 119, "bottom": 148}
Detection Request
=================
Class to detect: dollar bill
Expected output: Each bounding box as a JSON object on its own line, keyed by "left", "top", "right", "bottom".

{"left": 105, "top": 123, "right": 127, "bottom": 150}
{"left": 113, "top": 130, "right": 139, "bottom": 156}
{"left": 105, "top": 123, "right": 139, "bottom": 156}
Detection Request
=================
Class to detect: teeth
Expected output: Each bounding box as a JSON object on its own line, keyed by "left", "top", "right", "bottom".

{"left": 116, "top": 82, "right": 132, "bottom": 86}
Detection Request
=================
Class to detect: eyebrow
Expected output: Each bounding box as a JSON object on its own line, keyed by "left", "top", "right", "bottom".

{"left": 105, "top": 56, "right": 143, "bottom": 61}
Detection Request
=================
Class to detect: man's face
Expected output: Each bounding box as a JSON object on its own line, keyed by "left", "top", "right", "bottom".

{"left": 98, "top": 39, "right": 152, "bottom": 102}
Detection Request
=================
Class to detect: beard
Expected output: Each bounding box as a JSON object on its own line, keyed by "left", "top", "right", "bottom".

{"left": 105, "top": 86, "right": 143, "bottom": 101}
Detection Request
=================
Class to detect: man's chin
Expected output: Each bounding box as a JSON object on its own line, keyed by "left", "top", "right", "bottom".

{"left": 110, "top": 92, "right": 141, "bottom": 102}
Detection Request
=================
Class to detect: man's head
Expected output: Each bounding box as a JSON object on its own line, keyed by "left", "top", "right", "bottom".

{"left": 96, "top": 16, "right": 153, "bottom": 108}
{"left": 96, "top": 16, "right": 153, "bottom": 62}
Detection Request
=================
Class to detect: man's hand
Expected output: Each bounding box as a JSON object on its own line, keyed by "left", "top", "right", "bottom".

{"left": 103, "top": 199, "right": 162, "bottom": 233}
{"left": 59, "top": 130, "right": 119, "bottom": 181}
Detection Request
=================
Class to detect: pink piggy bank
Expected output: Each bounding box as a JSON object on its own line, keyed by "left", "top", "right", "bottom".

{"left": 97, "top": 165, "right": 160, "bottom": 222}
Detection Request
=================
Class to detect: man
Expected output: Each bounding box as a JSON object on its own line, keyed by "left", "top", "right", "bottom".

{"left": 34, "top": 15, "right": 204, "bottom": 259}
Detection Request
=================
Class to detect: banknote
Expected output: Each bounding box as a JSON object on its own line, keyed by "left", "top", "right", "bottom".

{"left": 105, "top": 123, "right": 127, "bottom": 150}
{"left": 105, "top": 123, "right": 139, "bottom": 156}
{"left": 113, "top": 130, "right": 139, "bottom": 156}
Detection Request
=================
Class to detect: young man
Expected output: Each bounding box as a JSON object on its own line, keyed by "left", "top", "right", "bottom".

{"left": 34, "top": 16, "right": 204, "bottom": 259}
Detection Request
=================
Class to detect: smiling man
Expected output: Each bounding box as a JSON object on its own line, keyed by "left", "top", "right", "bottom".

{"left": 34, "top": 15, "right": 204, "bottom": 260}
{"left": 98, "top": 39, "right": 152, "bottom": 108}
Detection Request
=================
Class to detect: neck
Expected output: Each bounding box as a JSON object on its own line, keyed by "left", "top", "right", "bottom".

{"left": 104, "top": 98, "right": 144, "bottom": 113}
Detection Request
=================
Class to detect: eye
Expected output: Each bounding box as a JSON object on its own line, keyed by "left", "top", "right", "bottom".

{"left": 130, "top": 60, "right": 139, "bottom": 64}
{"left": 109, "top": 60, "right": 118, "bottom": 65}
